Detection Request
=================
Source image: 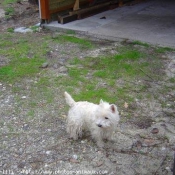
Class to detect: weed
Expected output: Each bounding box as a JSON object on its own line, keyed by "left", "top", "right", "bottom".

{"left": 155, "top": 46, "right": 175, "bottom": 53}
{"left": 27, "top": 110, "right": 35, "bottom": 119}
{"left": 132, "top": 40, "right": 150, "bottom": 47}
{"left": 30, "top": 26, "right": 39, "bottom": 32}
{"left": 3, "top": 0, "right": 17, "bottom": 5}
{"left": 66, "top": 30, "right": 76, "bottom": 35}
{"left": 5, "top": 7, "right": 15, "bottom": 18}
{"left": 69, "top": 57, "right": 81, "bottom": 65}
{"left": 169, "top": 77, "right": 175, "bottom": 83}
{"left": 7, "top": 28, "right": 14, "bottom": 33}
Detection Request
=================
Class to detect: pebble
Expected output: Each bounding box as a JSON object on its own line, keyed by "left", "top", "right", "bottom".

{"left": 58, "top": 66, "right": 67, "bottom": 73}
{"left": 96, "top": 161, "right": 103, "bottom": 167}
{"left": 46, "top": 151, "right": 51, "bottom": 155}
{"left": 72, "top": 155, "right": 78, "bottom": 160}
{"left": 53, "top": 64, "right": 58, "bottom": 69}
{"left": 40, "top": 62, "right": 49, "bottom": 68}
{"left": 165, "top": 167, "right": 170, "bottom": 171}
{"left": 23, "top": 124, "right": 29, "bottom": 130}
{"left": 161, "top": 147, "right": 166, "bottom": 151}
{"left": 0, "top": 9, "right": 5, "bottom": 18}
{"left": 18, "top": 161, "right": 26, "bottom": 169}
{"left": 19, "top": 148, "right": 23, "bottom": 154}
{"left": 5, "top": 12, "right": 9, "bottom": 15}
{"left": 151, "top": 128, "right": 159, "bottom": 134}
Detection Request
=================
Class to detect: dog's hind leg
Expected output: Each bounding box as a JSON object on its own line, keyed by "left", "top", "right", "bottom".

{"left": 66, "top": 121, "right": 83, "bottom": 140}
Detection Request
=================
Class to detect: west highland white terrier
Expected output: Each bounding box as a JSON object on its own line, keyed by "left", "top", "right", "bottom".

{"left": 64, "top": 92, "right": 120, "bottom": 147}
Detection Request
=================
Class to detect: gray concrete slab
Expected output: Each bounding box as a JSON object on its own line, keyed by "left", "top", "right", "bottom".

{"left": 43, "top": 0, "right": 175, "bottom": 48}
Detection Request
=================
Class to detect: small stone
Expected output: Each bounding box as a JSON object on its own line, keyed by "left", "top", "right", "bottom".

{"left": 133, "top": 140, "right": 142, "bottom": 148}
{"left": 58, "top": 66, "right": 67, "bottom": 73}
{"left": 5, "top": 12, "right": 9, "bottom": 15}
{"left": 151, "top": 128, "right": 159, "bottom": 134}
{"left": 19, "top": 148, "right": 23, "bottom": 155}
{"left": 0, "top": 9, "right": 5, "bottom": 18}
{"left": 58, "top": 61, "right": 65, "bottom": 66}
{"left": 72, "top": 155, "right": 78, "bottom": 160}
{"left": 46, "top": 151, "right": 51, "bottom": 155}
{"left": 53, "top": 64, "right": 58, "bottom": 69}
{"left": 40, "top": 62, "right": 49, "bottom": 68}
{"left": 18, "top": 162, "right": 26, "bottom": 169}
{"left": 165, "top": 167, "right": 170, "bottom": 171}
{"left": 23, "top": 124, "right": 29, "bottom": 130}
{"left": 96, "top": 161, "right": 103, "bottom": 167}
{"left": 21, "top": 96, "right": 27, "bottom": 99}
{"left": 143, "top": 139, "right": 154, "bottom": 146}
{"left": 161, "top": 147, "right": 166, "bottom": 151}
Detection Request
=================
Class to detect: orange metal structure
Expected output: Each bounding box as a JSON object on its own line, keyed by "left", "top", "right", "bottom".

{"left": 39, "top": 0, "right": 89, "bottom": 21}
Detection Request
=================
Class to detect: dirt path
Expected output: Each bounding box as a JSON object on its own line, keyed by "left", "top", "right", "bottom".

{"left": 0, "top": 1, "right": 175, "bottom": 175}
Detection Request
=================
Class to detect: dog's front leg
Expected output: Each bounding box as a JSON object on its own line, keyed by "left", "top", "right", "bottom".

{"left": 91, "top": 130, "right": 104, "bottom": 148}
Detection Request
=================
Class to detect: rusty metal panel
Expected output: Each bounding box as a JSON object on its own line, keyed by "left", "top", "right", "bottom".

{"left": 40, "top": 0, "right": 89, "bottom": 21}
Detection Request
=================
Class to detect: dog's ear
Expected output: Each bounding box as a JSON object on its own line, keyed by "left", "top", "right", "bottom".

{"left": 110, "top": 104, "right": 116, "bottom": 113}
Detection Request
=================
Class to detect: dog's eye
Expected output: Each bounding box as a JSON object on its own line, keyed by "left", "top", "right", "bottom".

{"left": 105, "top": 117, "right": 109, "bottom": 119}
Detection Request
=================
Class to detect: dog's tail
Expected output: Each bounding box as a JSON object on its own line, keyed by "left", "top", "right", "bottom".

{"left": 64, "top": 92, "right": 75, "bottom": 107}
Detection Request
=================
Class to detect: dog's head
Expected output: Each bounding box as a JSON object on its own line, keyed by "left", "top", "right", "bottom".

{"left": 95, "top": 100, "right": 120, "bottom": 129}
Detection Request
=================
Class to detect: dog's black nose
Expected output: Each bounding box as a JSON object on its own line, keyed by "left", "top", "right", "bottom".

{"left": 98, "top": 124, "right": 102, "bottom": 127}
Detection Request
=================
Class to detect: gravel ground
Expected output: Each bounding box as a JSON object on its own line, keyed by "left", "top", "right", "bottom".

{"left": 0, "top": 1, "right": 175, "bottom": 175}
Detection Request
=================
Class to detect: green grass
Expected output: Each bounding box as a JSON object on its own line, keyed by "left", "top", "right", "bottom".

{"left": 65, "top": 30, "right": 76, "bottom": 35}
{"left": 132, "top": 40, "right": 150, "bottom": 47}
{"left": 155, "top": 46, "right": 175, "bottom": 53}
{"left": 2, "top": 0, "right": 16, "bottom": 19}
{"left": 3, "top": 0, "right": 17, "bottom": 5}
{"left": 0, "top": 31, "right": 170, "bottom": 110}
{"left": 0, "top": 33, "right": 48, "bottom": 83}
{"left": 57, "top": 48, "right": 152, "bottom": 104}
{"left": 7, "top": 28, "right": 14, "bottom": 33}
{"left": 52, "top": 34, "right": 94, "bottom": 49}
{"left": 73, "top": 49, "right": 147, "bottom": 80}
{"left": 0, "top": 57, "right": 45, "bottom": 82}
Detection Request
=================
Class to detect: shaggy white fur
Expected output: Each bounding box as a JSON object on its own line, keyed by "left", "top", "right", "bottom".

{"left": 64, "top": 92, "right": 120, "bottom": 147}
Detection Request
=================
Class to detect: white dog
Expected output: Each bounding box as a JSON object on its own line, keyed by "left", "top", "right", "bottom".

{"left": 64, "top": 92, "right": 120, "bottom": 147}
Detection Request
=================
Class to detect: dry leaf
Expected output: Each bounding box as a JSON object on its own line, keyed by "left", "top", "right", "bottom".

{"left": 69, "top": 158, "right": 79, "bottom": 163}
{"left": 124, "top": 102, "right": 128, "bottom": 108}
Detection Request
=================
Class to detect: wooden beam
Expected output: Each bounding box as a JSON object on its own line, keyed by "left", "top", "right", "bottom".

{"left": 69, "top": 1, "right": 111, "bottom": 15}
{"left": 58, "top": 14, "right": 78, "bottom": 24}
{"left": 73, "top": 0, "right": 80, "bottom": 11}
